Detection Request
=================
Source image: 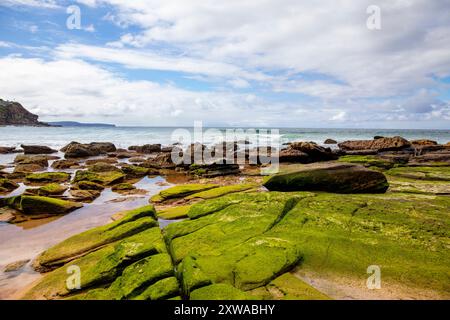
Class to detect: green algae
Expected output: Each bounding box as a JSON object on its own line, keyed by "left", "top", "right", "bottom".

{"left": 184, "top": 184, "right": 257, "bottom": 200}
{"left": 20, "top": 195, "right": 82, "bottom": 215}
{"left": 177, "top": 256, "right": 212, "bottom": 296}
{"left": 105, "top": 254, "right": 174, "bottom": 299}
{"left": 36, "top": 205, "right": 157, "bottom": 269}
{"left": 157, "top": 205, "right": 191, "bottom": 220}
{"left": 338, "top": 155, "right": 395, "bottom": 169}
{"left": 134, "top": 277, "right": 180, "bottom": 300}
{"left": 37, "top": 183, "right": 68, "bottom": 196}
{"left": 386, "top": 166, "right": 450, "bottom": 181}
{"left": 150, "top": 184, "right": 219, "bottom": 203}
{"left": 26, "top": 172, "right": 71, "bottom": 184}
{"left": 24, "top": 227, "right": 167, "bottom": 299}
{"left": 73, "top": 170, "right": 125, "bottom": 186}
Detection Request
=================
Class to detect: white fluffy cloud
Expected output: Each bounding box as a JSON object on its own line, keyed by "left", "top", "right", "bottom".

{"left": 1, "top": 0, "right": 449, "bottom": 127}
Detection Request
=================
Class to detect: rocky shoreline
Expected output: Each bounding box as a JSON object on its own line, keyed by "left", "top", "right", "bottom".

{"left": 0, "top": 135, "right": 449, "bottom": 300}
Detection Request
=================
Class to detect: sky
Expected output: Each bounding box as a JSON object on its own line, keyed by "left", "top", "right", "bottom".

{"left": 0, "top": 0, "right": 449, "bottom": 128}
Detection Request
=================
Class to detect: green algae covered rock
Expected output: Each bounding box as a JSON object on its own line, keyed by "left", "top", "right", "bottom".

{"left": 24, "top": 227, "right": 167, "bottom": 299}
{"left": 37, "top": 183, "right": 68, "bottom": 196}
{"left": 112, "top": 183, "right": 136, "bottom": 192}
{"left": 73, "top": 170, "right": 125, "bottom": 186}
{"left": 190, "top": 284, "right": 255, "bottom": 300}
{"left": 105, "top": 253, "right": 174, "bottom": 299}
{"left": 386, "top": 166, "right": 450, "bottom": 181}
{"left": 338, "top": 155, "right": 395, "bottom": 169}
{"left": 74, "top": 180, "right": 105, "bottom": 191}
{"left": 20, "top": 196, "right": 82, "bottom": 215}
{"left": 157, "top": 205, "right": 191, "bottom": 220}
{"left": 26, "top": 172, "right": 71, "bottom": 184}
{"left": 165, "top": 193, "right": 306, "bottom": 293}
{"left": 177, "top": 256, "right": 212, "bottom": 295}
{"left": 150, "top": 184, "right": 219, "bottom": 203}
{"left": 134, "top": 277, "right": 180, "bottom": 300}
{"left": 35, "top": 205, "right": 157, "bottom": 270}
{"left": 184, "top": 184, "right": 257, "bottom": 200}
{"left": 264, "top": 162, "right": 389, "bottom": 193}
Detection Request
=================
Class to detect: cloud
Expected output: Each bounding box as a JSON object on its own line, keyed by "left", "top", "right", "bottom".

{"left": 1, "top": 0, "right": 450, "bottom": 128}
{"left": 0, "top": 56, "right": 282, "bottom": 126}
{"left": 0, "top": 0, "right": 60, "bottom": 8}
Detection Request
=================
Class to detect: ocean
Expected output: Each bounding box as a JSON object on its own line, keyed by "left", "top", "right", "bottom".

{"left": 0, "top": 126, "right": 449, "bottom": 149}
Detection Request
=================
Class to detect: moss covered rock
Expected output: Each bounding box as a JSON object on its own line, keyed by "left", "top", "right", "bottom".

{"left": 74, "top": 180, "right": 105, "bottom": 191}
{"left": 37, "top": 183, "right": 68, "bottom": 196}
{"left": 73, "top": 170, "right": 125, "bottom": 186}
{"left": 150, "top": 184, "right": 219, "bottom": 203}
{"left": 26, "top": 172, "right": 71, "bottom": 184}
{"left": 20, "top": 196, "right": 82, "bottom": 215}
{"left": 134, "top": 277, "right": 180, "bottom": 300}
{"left": 112, "top": 183, "right": 136, "bottom": 192}
{"left": 157, "top": 205, "right": 191, "bottom": 220}
{"left": 338, "top": 155, "right": 395, "bottom": 169}
{"left": 34, "top": 205, "right": 157, "bottom": 270}
{"left": 24, "top": 227, "right": 167, "bottom": 299}
{"left": 104, "top": 253, "right": 174, "bottom": 299}
{"left": 386, "top": 166, "right": 450, "bottom": 181}
{"left": 264, "top": 162, "right": 389, "bottom": 193}
{"left": 184, "top": 184, "right": 257, "bottom": 200}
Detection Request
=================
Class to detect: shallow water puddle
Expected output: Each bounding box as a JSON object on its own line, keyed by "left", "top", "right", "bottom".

{"left": 0, "top": 174, "right": 172, "bottom": 299}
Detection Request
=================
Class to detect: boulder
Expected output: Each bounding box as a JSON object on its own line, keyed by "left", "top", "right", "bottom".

{"left": 51, "top": 159, "right": 81, "bottom": 169}
{"left": 120, "top": 164, "right": 151, "bottom": 178}
{"left": 128, "top": 144, "right": 162, "bottom": 154}
{"left": 35, "top": 183, "right": 68, "bottom": 196}
{"left": 89, "top": 162, "right": 121, "bottom": 173}
{"left": 289, "top": 141, "right": 337, "bottom": 162}
{"left": 338, "top": 136, "right": 411, "bottom": 152}
{"left": 62, "top": 142, "right": 116, "bottom": 158}
{"left": 25, "top": 172, "right": 71, "bottom": 184}
{"left": 324, "top": 139, "right": 337, "bottom": 144}
{"left": 69, "top": 189, "right": 101, "bottom": 202}
{"left": 72, "top": 170, "right": 125, "bottom": 186}
{"left": 263, "top": 162, "right": 389, "bottom": 193}
{"left": 142, "top": 152, "right": 177, "bottom": 169}
{"left": 18, "top": 196, "right": 83, "bottom": 215}
{"left": 279, "top": 149, "right": 310, "bottom": 163}
{"left": 21, "top": 145, "right": 57, "bottom": 155}
{"left": 13, "top": 163, "right": 46, "bottom": 173}
{"left": 14, "top": 155, "right": 50, "bottom": 167}
{"left": 188, "top": 163, "right": 240, "bottom": 177}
